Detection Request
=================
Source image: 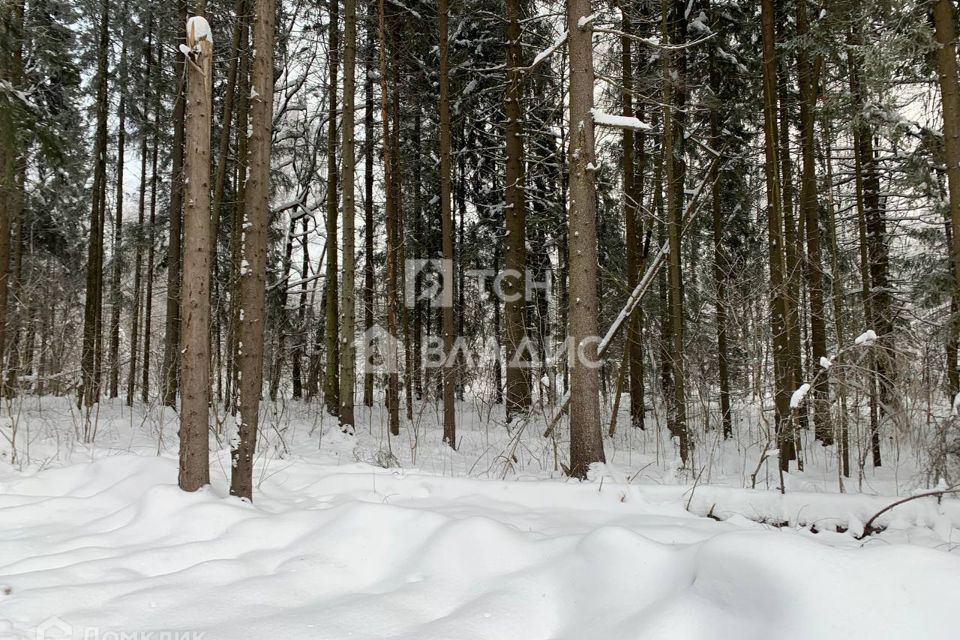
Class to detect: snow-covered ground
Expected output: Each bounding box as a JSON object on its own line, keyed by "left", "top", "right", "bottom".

{"left": 1, "top": 396, "right": 959, "bottom": 639}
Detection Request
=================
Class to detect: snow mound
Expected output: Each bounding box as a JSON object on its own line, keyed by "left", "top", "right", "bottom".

{"left": 1, "top": 455, "right": 959, "bottom": 639}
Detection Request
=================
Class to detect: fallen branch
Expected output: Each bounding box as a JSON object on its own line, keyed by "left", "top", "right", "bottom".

{"left": 857, "top": 485, "right": 960, "bottom": 539}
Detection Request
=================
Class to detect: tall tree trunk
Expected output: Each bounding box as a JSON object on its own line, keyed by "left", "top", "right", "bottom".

{"left": 776, "top": 10, "right": 804, "bottom": 441}
{"left": 707, "top": 7, "right": 731, "bottom": 439}
{"left": 662, "top": 0, "right": 689, "bottom": 462}
{"left": 823, "top": 119, "right": 851, "bottom": 478}
{"left": 210, "top": 0, "right": 247, "bottom": 402}
{"left": 323, "top": 0, "right": 341, "bottom": 416}
{"left": 391, "top": 50, "right": 414, "bottom": 422}
{"left": 503, "top": 0, "right": 530, "bottom": 421}
{"left": 934, "top": 0, "right": 960, "bottom": 399}
{"left": 622, "top": 9, "right": 645, "bottom": 431}
{"left": 227, "top": 11, "right": 251, "bottom": 412}
{"left": 363, "top": 0, "right": 376, "bottom": 408}
{"left": 412, "top": 110, "right": 423, "bottom": 400}
{"left": 796, "top": 0, "right": 831, "bottom": 444}
{"left": 128, "top": 16, "right": 154, "bottom": 406}
{"left": 211, "top": 0, "right": 245, "bottom": 266}
{"left": 566, "top": 0, "right": 605, "bottom": 478}
{"left": 849, "top": 24, "right": 886, "bottom": 468}
{"left": 760, "top": 0, "right": 795, "bottom": 475}
{"left": 179, "top": 15, "right": 213, "bottom": 492}
{"left": 142, "top": 43, "right": 164, "bottom": 404}
{"left": 80, "top": 0, "right": 110, "bottom": 413}
{"left": 291, "top": 216, "right": 309, "bottom": 398}
{"left": 0, "top": 0, "right": 25, "bottom": 394}
{"left": 339, "top": 0, "right": 357, "bottom": 430}
{"left": 439, "top": 0, "right": 457, "bottom": 446}
{"left": 232, "top": 0, "right": 275, "bottom": 500}
{"left": 162, "top": 0, "right": 190, "bottom": 407}
{"left": 377, "top": 0, "right": 400, "bottom": 436}
{"left": 108, "top": 6, "right": 129, "bottom": 399}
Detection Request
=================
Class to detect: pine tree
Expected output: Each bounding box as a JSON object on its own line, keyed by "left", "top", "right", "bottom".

{"left": 178, "top": 13, "right": 213, "bottom": 492}
{"left": 566, "top": 0, "right": 605, "bottom": 479}
{"left": 339, "top": 0, "right": 357, "bottom": 431}
{"left": 232, "top": 0, "right": 275, "bottom": 500}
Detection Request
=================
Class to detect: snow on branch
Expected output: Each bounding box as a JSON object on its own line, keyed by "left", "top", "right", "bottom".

{"left": 522, "top": 31, "right": 568, "bottom": 74}
{"left": 591, "top": 108, "right": 651, "bottom": 132}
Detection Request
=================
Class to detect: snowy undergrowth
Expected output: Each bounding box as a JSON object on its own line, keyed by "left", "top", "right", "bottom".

{"left": 1, "top": 396, "right": 959, "bottom": 639}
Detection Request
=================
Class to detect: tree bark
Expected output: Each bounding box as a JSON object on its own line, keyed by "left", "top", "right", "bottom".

{"left": 109, "top": 6, "right": 129, "bottom": 399}
{"left": 796, "top": 0, "right": 831, "bottom": 444}
{"left": 439, "top": 0, "right": 457, "bottom": 446}
{"left": 662, "top": 0, "right": 688, "bottom": 464}
{"left": 324, "top": 0, "right": 341, "bottom": 416}
{"left": 566, "top": 0, "right": 605, "bottom": 478}
{"left": 161, "top": 0, "right": 190, "bottom": 407}
{"left": 80, "top": 0, "right": 110, "bottom": 413}
{"left": 179, "top": 15, "right": 213, "bottom": 492}
{"left": 363, "top": 0, "right": 376, "bottom": 408}
{"left": 232, "top": 0, "right": 275, "bottom": 500}
{"left": 760, "top": 0, "right": 795, "bottom": 474}
{"left": 622, "top": 7, "right": 645, "bottom": 431}
{"left": 707, "top": 4, "right": 731, "bottom": 439}
{"left": 339, "top": 0, "right": 357, "bottom": 430}
{"left": 503, "top": 0, "right": 530, "bottom": 422}
{"left": 378, "top": 0, "right": 400, "bottom": 437}
{"left": 142, "top": 42, "right": 164, "bottom": 404}
{"left": 128, "top": 16, "right": 154, "bottom": 406}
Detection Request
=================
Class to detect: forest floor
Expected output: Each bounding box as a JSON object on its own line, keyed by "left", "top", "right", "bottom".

{"left": 1, "top": 395, "right": 959, "bottom": 639}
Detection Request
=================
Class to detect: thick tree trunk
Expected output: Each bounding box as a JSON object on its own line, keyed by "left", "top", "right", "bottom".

{"left": 339, "top": 0, "right": 357, "bottom": 430}
{"left": 0, "top": 0, "right": 25, "bottom": 395}
{"left": 179, "top": 16, "right": 213, "bottom": 492}
{"left": 934, "top": 0, "right": 960, "bottom": 398}
{"left": 232, "top": 0, "right": 275, "bottom": 500}
{"left": 566, "top": 0, "right": 605, "bottom": 478}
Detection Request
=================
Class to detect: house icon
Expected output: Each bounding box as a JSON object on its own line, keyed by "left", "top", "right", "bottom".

{"left": 35, "top": 616, "right": 73, "bottom": 640}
